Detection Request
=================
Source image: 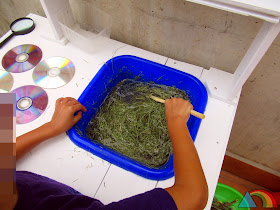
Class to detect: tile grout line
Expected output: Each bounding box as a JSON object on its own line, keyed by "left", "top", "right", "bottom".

{"left": 155, "top": 180, "right": 159, "bottom": 188}
{"left": 164, "top": 58, "right": 169, "bottom": 66}
{"left": 199, "top": 68, "right": 206, "bottom": 80}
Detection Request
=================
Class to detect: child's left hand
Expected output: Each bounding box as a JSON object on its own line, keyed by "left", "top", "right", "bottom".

{"left": 48, "top": 97, "right": 87, "bottom": 135}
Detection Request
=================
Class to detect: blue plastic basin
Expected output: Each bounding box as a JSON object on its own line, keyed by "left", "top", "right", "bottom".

{"left": 68, "top": 55, "right": 208, "bottom": 180}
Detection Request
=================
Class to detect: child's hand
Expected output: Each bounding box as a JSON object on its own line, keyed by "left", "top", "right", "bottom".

{"left": 48, "top": 97, "right": 87, "bottom": 135}
{"left": 165, "top": 98, "right": 193, "bottom": 124}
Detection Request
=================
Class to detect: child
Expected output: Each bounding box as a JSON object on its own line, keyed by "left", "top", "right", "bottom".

{"left": 5, "top": 97, "right": 208, "bottom": 209}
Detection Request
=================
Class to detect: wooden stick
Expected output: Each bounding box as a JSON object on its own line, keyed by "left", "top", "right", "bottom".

{"left": 150, "top": 95, "right": 205, "bottom": 119}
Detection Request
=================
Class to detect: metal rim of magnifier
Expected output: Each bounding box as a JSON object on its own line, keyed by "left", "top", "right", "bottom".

{"left": 11, "top": 17, "right": 35, "bottom": 35}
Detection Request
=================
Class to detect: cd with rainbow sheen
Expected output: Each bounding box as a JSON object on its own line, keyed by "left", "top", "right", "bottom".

{"left": 2, "top": 44, "right": 42, "bottom": 73}
{"left": 11, "top": 85, "right": 48, "bottom": 124}
{"left": 0, "top": 69, "right": 13, "bottom": 93}
{"left": 32, "top": 57, "right": 75, "bottom": 89}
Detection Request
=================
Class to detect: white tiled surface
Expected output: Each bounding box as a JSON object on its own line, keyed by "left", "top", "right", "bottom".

{"left": 2, "top": 14, "right": 241, "bottom": 209}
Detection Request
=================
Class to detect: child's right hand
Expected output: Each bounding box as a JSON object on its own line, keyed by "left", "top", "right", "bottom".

{"left": 164, "top": 98, "right": 208, "bottom": 210}
{"left": 48, "top": 97, "right": 87, "bottom": 135}
{"left": 165, "top": 98, "right": 193, "bottom": 124}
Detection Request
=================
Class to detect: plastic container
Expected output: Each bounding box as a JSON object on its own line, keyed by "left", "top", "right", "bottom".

{"left": 214, "top": 183, "right": 250, "bottom": 210}
{"left": 58, "top": 0, "right": 112, "bottom": 53}
{"left": 68, "top": 55, "right": 208, "bottom": 180}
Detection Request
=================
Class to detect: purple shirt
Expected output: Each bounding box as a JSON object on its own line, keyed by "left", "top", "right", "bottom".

{"left": 15, "top": 171, "right": 177, "bottom": 210}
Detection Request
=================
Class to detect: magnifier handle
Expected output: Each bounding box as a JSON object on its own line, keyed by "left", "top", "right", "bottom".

{"left": 0, "top": 30, "right": 14, "bottom": 49}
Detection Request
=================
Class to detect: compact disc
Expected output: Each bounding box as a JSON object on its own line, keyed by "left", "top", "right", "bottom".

{"left": 11, "top": 85, "right": 48, "bottom": 124}
{"left": 2, "top": 44, "right": 42, "bottom": 73}
{"left": 0, "top": 69, "right": 13, "bottom": 93}
{"left": 32, "top": 57, "right": 75, "bottom": 88}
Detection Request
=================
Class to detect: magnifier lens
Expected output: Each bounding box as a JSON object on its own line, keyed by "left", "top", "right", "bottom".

{"left": 11, "top": 19, "right": 34, "bottom": 32}
{"left": 0, "top": 17, "right": 35, "bottom": 49}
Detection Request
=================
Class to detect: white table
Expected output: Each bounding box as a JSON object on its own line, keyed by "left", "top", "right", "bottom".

{"left": 1, "top": 14, "right": 240, "bottom": 209}
{"left": 186, "top": 0, "right": 280, "bottom": 23}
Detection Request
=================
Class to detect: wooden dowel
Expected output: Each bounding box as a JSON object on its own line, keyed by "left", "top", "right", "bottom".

{"left": 150, "top": 95, "right": 205, "bottom": 119}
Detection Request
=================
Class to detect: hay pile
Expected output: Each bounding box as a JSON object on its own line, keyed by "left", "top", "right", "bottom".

{"left": 86, "top": 79, "right": 190, "bottom": 168}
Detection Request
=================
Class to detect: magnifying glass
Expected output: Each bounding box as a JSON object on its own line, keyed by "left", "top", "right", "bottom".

{"left": 0, "top": 17, "right": 35, "bottom": 49}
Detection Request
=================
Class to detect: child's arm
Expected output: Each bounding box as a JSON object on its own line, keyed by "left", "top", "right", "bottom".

{"left": 16, "top": 97, "right": 87, "bottom": 160}
{"left": 164, "top": 98, "right": 208, "bottom": 210}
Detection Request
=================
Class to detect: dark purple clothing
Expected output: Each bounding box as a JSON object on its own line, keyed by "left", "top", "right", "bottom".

{"left": 15, "top": 171, "right": 177, "bottom": 210}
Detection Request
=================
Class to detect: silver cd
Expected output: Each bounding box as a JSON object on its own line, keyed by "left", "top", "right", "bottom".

{"left": 11, "top": 85, "right": 48, "bottom": 124}
{"left": 2, "top": 44, "right": 42, "bottom": 73}
{"left": 32, "top": 57, "right": 75, "bottom": 88}
{"left": 0, "top": 69, "right": 14, "bottom": 93}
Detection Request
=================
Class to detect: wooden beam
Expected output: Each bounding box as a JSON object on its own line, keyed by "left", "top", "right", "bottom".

{"left": 222, "top": 155, "right": 280, "bottom": 191}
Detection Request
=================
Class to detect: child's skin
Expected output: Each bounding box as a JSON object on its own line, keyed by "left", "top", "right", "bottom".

{"left": 2, "top": 97, "right": 208, "bottom": 210}
{"left": 165, "top": 98, "right": 208, "bottom": 209}
{"left": 16, "top": 97, "right": 87, "bottom": 160}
